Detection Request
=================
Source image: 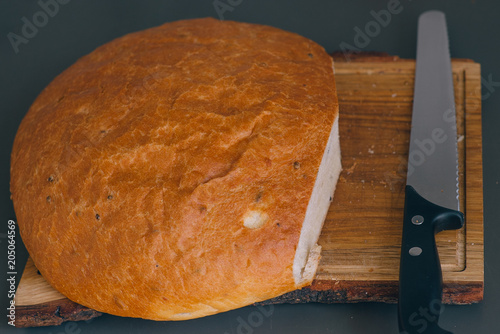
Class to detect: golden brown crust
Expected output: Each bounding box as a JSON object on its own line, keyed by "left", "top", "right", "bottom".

{"left": 10, "top": 18, "right": 338, "bottom": 320}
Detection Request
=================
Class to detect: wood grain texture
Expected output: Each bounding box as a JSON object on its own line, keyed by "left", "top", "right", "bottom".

{"left": 15, "top": 258, "right": 66, "bottom": 306}
{"left": 13, "top": 55, "right": 484, "bottom": 327}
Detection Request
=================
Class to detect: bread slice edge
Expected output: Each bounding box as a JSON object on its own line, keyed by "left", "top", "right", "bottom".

{"left": 293, "top": 114, "right": 342, "bottom": 286}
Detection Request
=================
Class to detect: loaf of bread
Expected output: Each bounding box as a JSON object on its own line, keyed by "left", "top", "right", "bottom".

{"left": 10, "top": 18, "right": 341, "bottom": 320}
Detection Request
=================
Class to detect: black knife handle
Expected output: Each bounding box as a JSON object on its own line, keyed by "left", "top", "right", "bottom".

{"left": 398, "top": 185, "right": 464, "bottom": 334}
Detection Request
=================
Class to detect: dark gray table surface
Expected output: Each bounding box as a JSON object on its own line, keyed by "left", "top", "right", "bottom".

{"left": 1, "top": 1, "right": 499, "bottom": 333}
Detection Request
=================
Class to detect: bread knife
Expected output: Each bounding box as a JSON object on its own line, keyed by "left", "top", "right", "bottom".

{"left": 397, "top": 11, "right": 465, "bottom": 334}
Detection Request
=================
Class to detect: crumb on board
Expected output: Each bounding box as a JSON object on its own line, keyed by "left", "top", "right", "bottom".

{"left": 345, "top": 162, "right": 358, "bottom": 175}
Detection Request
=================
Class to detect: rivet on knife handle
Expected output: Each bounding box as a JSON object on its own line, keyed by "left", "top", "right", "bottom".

{"left": 398, "top": 185, "right": 464, "bottom": 334}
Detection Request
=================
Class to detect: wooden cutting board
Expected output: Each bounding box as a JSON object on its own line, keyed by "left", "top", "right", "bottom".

{"left": 13, "top": 55, "right": 484, "bottom": 327}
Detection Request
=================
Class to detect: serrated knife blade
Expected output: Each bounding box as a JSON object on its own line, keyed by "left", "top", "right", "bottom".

{"left": 398, "top": 11, "right": 465, "bottom": 334}
{"left": 406, "top": 10, "right": 460, "bottom": 212}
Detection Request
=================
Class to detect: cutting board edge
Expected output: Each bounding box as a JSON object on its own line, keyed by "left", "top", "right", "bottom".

{"left": 14, "top": 298, "right": 101, "bottom": 328}
{"left": 259, "top": 279, "right": 484, "bottom": 306}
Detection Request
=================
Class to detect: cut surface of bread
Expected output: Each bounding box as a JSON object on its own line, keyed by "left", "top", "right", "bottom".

{"left": 294, "top": 117, "right": 341, "bottom": 285}
{"left": 10, "top": 18, "right": 341, "bottom": 320}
